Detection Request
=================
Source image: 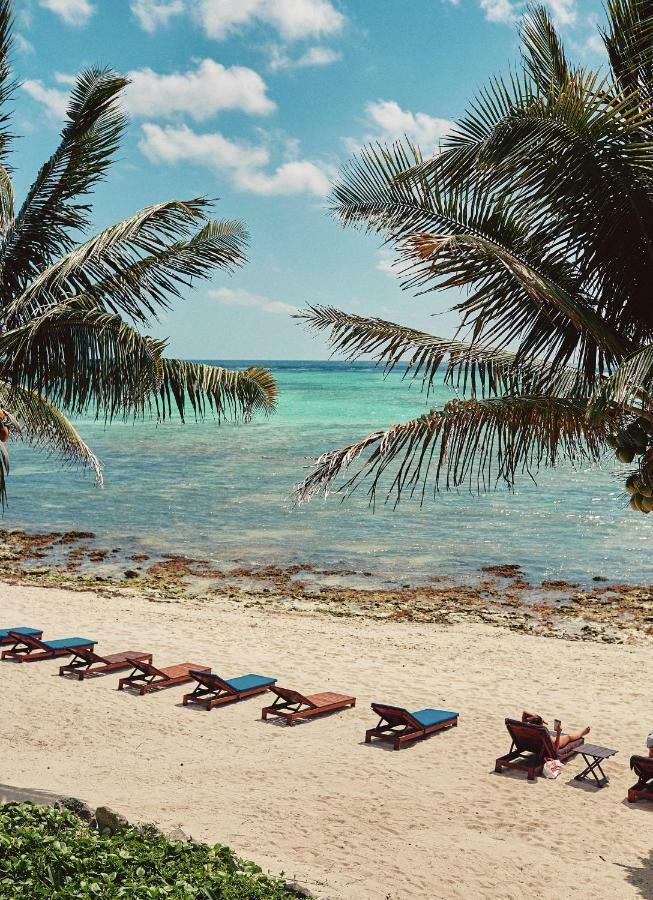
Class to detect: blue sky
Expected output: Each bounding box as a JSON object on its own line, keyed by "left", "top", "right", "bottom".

{"left": 12, "top": 0, "right": 605, "bottom": 359}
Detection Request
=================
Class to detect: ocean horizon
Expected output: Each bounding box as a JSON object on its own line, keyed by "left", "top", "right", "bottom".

{"left": 6, "top": 359, "right": 649, "bottom": 587}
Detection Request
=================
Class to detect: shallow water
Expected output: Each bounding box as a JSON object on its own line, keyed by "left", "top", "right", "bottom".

{"left": 5, "top": 360, "right": 652, "bottom": 586}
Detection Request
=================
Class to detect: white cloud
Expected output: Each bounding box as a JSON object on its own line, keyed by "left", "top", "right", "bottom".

{"left": 546, "top": 0, "right": 576, "bottom": 26}
{"left": 474, "top": 0, "right": 575, "bottom": 27}
{"left": 139, "top": 122, "right": 332, "bottom": 197}
{"left": 479, "top": 0, "right": 516, "bottom": 24}
{"left": 376, "top": 250, "right": 396, "bottom": 278}
{"left": 126, "top": 59, "right": 275, "bottom": 121}
{"left": 268, "top": 45, "right": 341, "bottom": 72}
{"left": 14, "top": 34, "right": 35, "bottom": 53}
{"left": 236, "top": 159, "right": 332, "bottom": 195}
{"left": 130, "top": 0, "right": 185, "bottom": 31}
{"left": 196, "top": 0, "right": 344, "bottom": 41}
{"left": 582, "top": 32, "right": 606, "bottom": 57}
{"left": 346, "top": 100, "right": 454, "bottom": 154}
{"left": 22, "top": 79, "right": 69, "bottom": 119}
{"left": 54, "top": 72, "right": 77, "bottom": 86}
{"left": 39, "top": 0, "right": 94, "bottom": 26}
{"left": 22, "top": 60, "right": 275, "bottom": 124}
{"left": 210, "top": 286, "right": 298, "bottom": 316}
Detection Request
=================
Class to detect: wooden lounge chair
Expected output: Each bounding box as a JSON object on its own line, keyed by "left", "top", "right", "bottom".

{"left": 118, "top": 660, "right": 210, "bottom": 695}
{"left": 261, "top": 685, "right": 356, "bottom": 726}
{"left": 365, "top": 702, "right": 459, "bottom": 750}
{"left": 628, "top": 755, "right": 653, "bottom": 803}
{"left": 495, "top": 718, "right": 584, "bottom": 780}
{"left": 182, "top": 670, "right": 276, "bottom": 710}
{"left": 59, "top": 648, "right": 153, "bottom": 680}
{"left": 0, "top": 626, "right": 43, "bottom": 646}
{"left": 1, "top": 632, "right": 95, "bottom": 663}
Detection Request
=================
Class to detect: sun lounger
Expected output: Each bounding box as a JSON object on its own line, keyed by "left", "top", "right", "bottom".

{"left": 182, "top": 670, "right": 276, "bottom": 710}
{"left": 1, "top": 632, "right": 95, "bottom": 662}
{"left": 118, "top": 660, "right": 210, "bottom": 695}
{"left": 495, "top": 717, "right": 584, "bottom": 780}
{"left": 59, "top": 648, "right": 153, "bottom": 680}
{"left": 628, "top": 755, "right": 653, "bottom": 803}
{"left": 365, "top": 702, "right": 459, "bottom": 750}
{"left": 0, "top": 627, "right": 43, "bottom": 646}
{"left": 261, "top": 685, "right": 356, "bottom": 725}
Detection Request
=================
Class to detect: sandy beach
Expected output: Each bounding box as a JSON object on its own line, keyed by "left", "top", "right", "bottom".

{"left": 0, "top": 580, "right": 650, "bottom": 899}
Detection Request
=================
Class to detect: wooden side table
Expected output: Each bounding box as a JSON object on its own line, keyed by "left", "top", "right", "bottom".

{"left": 574, "top": 744, "right": 618, "bottom": 788}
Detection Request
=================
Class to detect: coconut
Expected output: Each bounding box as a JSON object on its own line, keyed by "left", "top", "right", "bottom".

{"left": 625, "top": 474, "right": 641, "bottom": 495}
{"left": 0, "top": 424, "right": 9, "bottom": 442}
{"left": 627, "top": 426, "right": 648, "bottom": 452}
{"left": 641, "top": 495, "right": 653, "bottom": 513}
{"left": 617, "top": 447, "right": 636, "bottom": 464}
{"left": 616, "top": 428, "right": 636, "bottom": 450}
{"left": 640, "top": 483, "right": 653, "bottom": 498}
{"left": 637, "top": 417, "right": 653, "bottom": 436}
{"left": 630, "top": 494, "right": 644, "bottom": 512}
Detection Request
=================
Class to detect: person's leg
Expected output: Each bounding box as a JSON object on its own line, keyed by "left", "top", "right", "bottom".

{"left": 557, "top": 726, "right": 590, "bottom": 750}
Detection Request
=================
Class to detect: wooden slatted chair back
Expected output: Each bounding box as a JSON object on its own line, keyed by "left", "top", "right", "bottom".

{"left": 8, "top": 631, "right": 47, "bottom": 650}
{"left": 505, "top": 718, "right": 556, "bottom": 757}
{"left": 134, "top": 659, "right": 169, "bottom": 679}
{"left": 270, "top": 685, "right": 312, "bottom": 706}
{"left": 372, "top": 704, "right": 421, "bottom": 730}
{"left": 192, "top": 670, "right": 234, "bottom": 693}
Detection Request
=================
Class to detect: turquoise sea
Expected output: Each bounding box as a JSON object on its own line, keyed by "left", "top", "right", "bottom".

{"left": 6, "top": 360, "right": 652, "bottom": 586}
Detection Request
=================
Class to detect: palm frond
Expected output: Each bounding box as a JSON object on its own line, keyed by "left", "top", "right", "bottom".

{"left": 0, "top": 163, "right": 14, "bottom": 234}
{"left": 296, "top": 396, "right": 611, "bottom": 507}
{"left": 404, "top": 232, "right": 628, "bottom": 367}
{"left": 154, "top": 360, "right": 278, "bottom": 422}
{"left": 298, "top": 304, "right": 587, "bottom": 397}
{"left": 588, "top": 341, "right": 653, "bottom": 411}
{"left": 0, "top": 0, "right": 14, "bottom": 168}
{"left": 334, "top": 142, "right": 629, "bottom": 376}
{"left": 0, "top": 67, "right": 128, "bottom": 302}
{"left": 5, "top": 199, "right": 224, "bottom": 325}
{"left": 602, "top": 0, "right": 653, "bottom": 103}
{"left": 520, "top": 5, "right": 570, "bottom": 93}
{"left": 0, "top": 381, "right": 102, "bottom": 507}
{"left": 0, "top": 297, "right": 165, "bottom": 418}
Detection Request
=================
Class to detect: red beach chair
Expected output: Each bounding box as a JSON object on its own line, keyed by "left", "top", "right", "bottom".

{"left": 118, "top": 660, "right": 210, "bottom": 695}
{"left": 365, "top": 702, "right": 459, "bottom": 750}
{"left": 262, "top": 685, "right": 356, "bottom": 726}
{"left": 0, "top": 627, "right": 43, "bottom": 646}
{"left": 59, "top": 648, "right": 153, "bottom": 680}
{"left": 1, "top": 632, "right": 95, "bottom": 663}
{"left": 495, "top": 718, "right": 584, "bottom": 780}
{"left": 182, "top": 670, "right": 276, "bottom": 710}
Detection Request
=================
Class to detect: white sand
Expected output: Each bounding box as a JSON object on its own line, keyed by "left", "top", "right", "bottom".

{"left": 0, "top": 581, "right": 650, "bottom": 899}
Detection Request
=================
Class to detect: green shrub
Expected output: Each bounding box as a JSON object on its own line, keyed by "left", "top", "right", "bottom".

{"left": 0, "top": 804, "right": 297, "bottom": 899}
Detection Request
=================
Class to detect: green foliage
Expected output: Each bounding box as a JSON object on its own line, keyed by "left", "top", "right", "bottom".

{"left": 0, "top": 804, "right": 296, "bottom": 900}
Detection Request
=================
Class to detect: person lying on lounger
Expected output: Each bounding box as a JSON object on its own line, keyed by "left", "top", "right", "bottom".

{"left": 521, "top": 710, "right": 590, "bottom": 751}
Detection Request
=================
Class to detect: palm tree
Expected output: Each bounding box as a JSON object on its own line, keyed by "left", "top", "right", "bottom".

{"left": 297, "top": 0, "right": 653, "bottom": 515}
{"left": 0, "top": 1, "right": 276, "bottom": 504}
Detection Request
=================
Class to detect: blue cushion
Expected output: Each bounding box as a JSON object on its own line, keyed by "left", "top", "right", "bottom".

{"left": 225, "top": 674, "right": 277, "bottom": 693}
{"left": 412, "top": 708, "right": 459, "bottom": 728}
{"left": 43, "top": 637, "right": 95, "bottom": 650}
{"left": 0, "top": 627, "right": 41, "bottom": 639}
